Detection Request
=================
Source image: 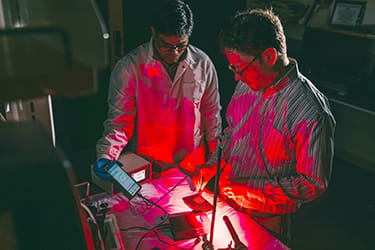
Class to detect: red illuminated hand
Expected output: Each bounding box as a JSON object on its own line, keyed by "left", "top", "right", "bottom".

{"left": 221, "top": 181, "right": 248, "bottom": 200}
{"left": 179, "top": 146, "right": 206, "bottom": 176}
{"left": 190, "top": 164, "right": 217, "bottom": 191}
{"left": 221, "top": 179, "right": 265, "bottom": 206}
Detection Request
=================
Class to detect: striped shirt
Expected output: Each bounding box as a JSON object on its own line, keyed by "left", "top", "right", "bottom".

{"left": 219, "top": 59, "right": 335, "bottom": 214}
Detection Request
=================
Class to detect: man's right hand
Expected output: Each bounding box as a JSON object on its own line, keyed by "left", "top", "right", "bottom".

{"left": 93, "top": 158, "right": 111, "bottom": 181}
{"left": 188, "top": 164, "right": 217, "bottom": 192}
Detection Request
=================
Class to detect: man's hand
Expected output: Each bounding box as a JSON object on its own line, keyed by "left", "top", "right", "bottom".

{"left": 93, "top": 158, "right": 111, "bottom": 181}
{"left": 221, "top": 181, "right": 248, "bottom": 200}
{"left": 220, "top": 178, "right": 265, "bottom": 206}
{"left": 189, "top": 164, "right": 217, "bottom": 192}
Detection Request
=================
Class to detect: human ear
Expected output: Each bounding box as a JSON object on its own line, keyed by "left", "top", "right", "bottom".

{"left": 262, "top": 47, "right": 278, "bottom": 66}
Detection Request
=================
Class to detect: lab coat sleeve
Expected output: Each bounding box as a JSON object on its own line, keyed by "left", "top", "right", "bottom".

{"left": 200, "top": 59, "right": 222, "bottom": 153}
{"left": 96, "top": 59, "right": 137, "bottom": 160}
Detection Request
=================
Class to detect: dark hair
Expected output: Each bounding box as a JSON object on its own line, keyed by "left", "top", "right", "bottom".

{"left": 150, "top": 0, "right": 193, "bottom": 37}
{"left": 219, "top": 8, "right": 287, "bottom": 58}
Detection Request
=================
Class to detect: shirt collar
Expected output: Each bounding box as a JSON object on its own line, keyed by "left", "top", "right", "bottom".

{"left": 263, "top": 58, "right": 299, "bottom": 97}
{"left": 147, "top": 37, "right": 196, "bottom": 66}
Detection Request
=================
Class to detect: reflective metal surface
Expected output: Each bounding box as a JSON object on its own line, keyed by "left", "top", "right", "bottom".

{"left": 0, "top": 0, "right": 109, "bottom": 102}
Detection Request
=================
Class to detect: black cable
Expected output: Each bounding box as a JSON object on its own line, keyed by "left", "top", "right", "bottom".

{"left": 134, "top": 227, "right": 156, "bottom": 250}
{"left": 80, "top": 202, "right": 106, "bottom": 250}
{"left": 119, "top": 193, "right": 169, "bottom": 231}
{"left": 134, "top": 224, "right": 173, "bottom": 250}
{"left": 131, "top": 175, "right": 188, "bottom": 216}
{"left": 118, "top": 170, "right": 198, "bottom": 248}
{"left": 153, "top": 229, "right": 201, "bottom": 249}
{"left": 149, "top": 175, "right": 188, "bottom": 207}
{"left": 137, "top": 193, "right": 169, "bottom": 222}
{"left": 130, "top": 193, "right": 172, "bottom": 249}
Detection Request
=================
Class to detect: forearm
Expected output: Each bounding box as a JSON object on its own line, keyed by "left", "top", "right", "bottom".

{"left": 96, "top": 123, "right": 131, "bottom": 160}
{"left": 96, "top": 65, "right": 136, "bottom": 160}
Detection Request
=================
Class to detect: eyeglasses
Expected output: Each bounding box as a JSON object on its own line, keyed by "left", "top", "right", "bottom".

{"left": 228, "top": 50, "right": 263, "bottom": 76}
{"left": 154, "top": 36, "right": 188, "bottom": 53}
{"left": 158, "top": 43, "right": 188, "bottom": 53}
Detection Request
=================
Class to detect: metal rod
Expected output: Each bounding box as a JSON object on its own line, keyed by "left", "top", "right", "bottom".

{"left": 209, "top": 140, "right": 222, "bottom": 246}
